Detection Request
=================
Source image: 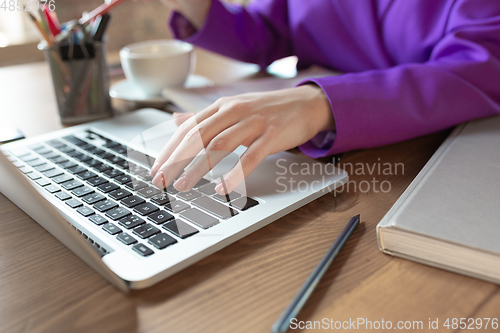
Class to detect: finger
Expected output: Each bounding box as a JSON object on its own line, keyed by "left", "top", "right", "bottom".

{"left": 152, "top": 106, "right": 243, "bottom": 188}
{"left": 173, "top": 122, "right": 260, "bottom": 192}
{"left": 172, "top": 112, "right": 194, "bottom": 127}
{"left": 150, "top": 107, "right": 215, "bottom": 177}
{"left": 214, "top": 136, "right": 270, "bottom": 195}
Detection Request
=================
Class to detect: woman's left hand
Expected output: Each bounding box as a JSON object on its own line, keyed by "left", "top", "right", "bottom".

{"left": 150, "top": 84, "right": 335, "bottom": 195}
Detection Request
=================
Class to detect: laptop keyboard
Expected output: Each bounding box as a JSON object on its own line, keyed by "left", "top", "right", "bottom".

{"left": 6, "top": 130, "right": 259, "bottom": 258}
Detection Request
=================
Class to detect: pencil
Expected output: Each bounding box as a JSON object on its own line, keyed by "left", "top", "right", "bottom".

{"left": 271, "top": 214, "right": 361, "bottom": 333}
{"left": 79, "top": 0, "right": 127, "bottom": 25}
{"left": 25, "top": 11, "right": 54, "bottom": 47}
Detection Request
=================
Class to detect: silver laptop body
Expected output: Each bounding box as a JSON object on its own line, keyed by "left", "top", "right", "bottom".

{"left": 0, "top": 109, "right": 347, "bottom": 291}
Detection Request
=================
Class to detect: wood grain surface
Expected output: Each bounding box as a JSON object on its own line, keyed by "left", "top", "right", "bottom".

{"left": 0, "top": 49, "right": 497, "bottom": 333}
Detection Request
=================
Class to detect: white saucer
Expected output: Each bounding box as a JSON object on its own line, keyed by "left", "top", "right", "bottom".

{"left": 110, "top": 75, "right": 213, "bottom": 103}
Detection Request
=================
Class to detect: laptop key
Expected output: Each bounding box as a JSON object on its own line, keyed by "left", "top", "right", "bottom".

{"left": 124, "top": 180, "right": 147, "bottom": 191}
{"left": 45, "top": 184, "right": 60, "bottom": 193}
{"left": 35, "top": 178, "right": 51, "bottom": 187}
{"left": 148, "top": 233, "right": 177, "bottom": 249}
{"left": 76, "top": 170, "right": 97, "bottom": 180}
{"left": 89, "top": 215, "right": 108, "bottom": 225}
{"left": 180, "top": 208, "right": 219, "bottom": 229}
{"left": 119, "top": 215, "right": 145, "bottom": 229}
{"left": 230, "top": 197, "right": 259, "bottom": 211}
{"left": 115, "top": 159, "right": 129, "bottom": 170}
{"left": 165, "top": 200, "right": 190, "bottom": 213}
{"left": 51, "top": 156, "right": 68, "bottom": 164}
{"left": 213, "top": 192, "right": 242, "bottom": 203}
{"left": 151, "top": 193, "right": 174, "bottom": 206}
{"left": 66, "top": 198, "right": 83, "bottom": 208}
{"left": 82, "top": 192, "right": 106, "bottom": 205}
{"left": 19, "top": 166, "right": 32, "bottom": 174}
{"left": 103, "top": 140, "right": 120, "bottom": 149}
{"left": 77, "top": 206, "right": 95, "bottom": 217}
{"left": 166, "top": 185, "right": 179, "bottom": 195}
{"left": 68, "top": 165, "right": 87, "bottom": 174}
{"left": 86, "top": 177, "right": 108, "bottom": 187}
{"left": 55, "top": 191, "right": 72, "bottom": 201}
{"left": 20, "top": 154, "right": 38, "bottom": 162}
{"left": 132, "top": 243, "right": 154, "bottom": 257}
{"left": 117, "top": 233, "right": 137, "bottom": 245}
{"left": 103, "top": 168, "right": 123, "bottom": 178}
{"left": 58, "top": 161, "right": 78, "bottom": 169}
{"left": 34, "top": 163, "right": 54, "bottom": 172}
{"left": 192, "top": 196, "right": 238, "bottom": 219}
{"left": 102, "top": 223, "right": 122, "bottom": 235}
{"left": 115, "top": 174, "right": 132, "bottom": 185}
{"left": 93, "top": 163, "right": 112, "bottom": 173}
{"left": 193, "top": 178, "right": 210, "bottom": 188}
{"left": 120, "top": 195, "right": 145, "bottom": 208}
{"left": 27, "top": 158, "right": 45, "bottom": 167}
{"left": 133, "top": 202, "right": 159, "bottom": 216}
{"left": 97, "top": 182, "right": 119, "bottom": 193}
{"left": 61, "top": 179, "right": 83, "bottom": 190}
{"left": 147, "top": 210, "right": 174, "bottom": 224}
{"left": 74, "top": 153, "right": 92, "bottom": 163}
{"left": 105, "top": 207, "right": 131, "bottom": 220}
{"left": 71, "top": 186, "right": 94, "bottom": 197}
{"left": 46, "top": 139, "right": 66, "bottom": 148}
{"left": 43, "top": 168, "right": 64, "bottom": 178}
{"left": 62, "top": 135, "right": 86, "bottom": 146}
{"left": 93, "top": 200, "right": 118, "bottom": 212}
{"left": 52, "top": 174, "right": 73, "bottom": 184}
{"left": 198, "top": 183, "right": 216, "bottom": 195}
{"left": 29, "top": 144, "right": 45, "bottom": 151}
{"left": 133, "top": 223, "right": 160, "bottom": 239}
{"left": 109, "top": 188, "right": 131, "bottom": 200}
{"left": 27, "top": 172, "right": 42, "bottom": 180}
{"left": 163, "top": 219, "right": 199, "bottom": 239}
{"left": 177, "top": 190, "right": 201, "bottom": 201}
{"left": 83, "top": 159, "right": 102, "bottom": 168}
{"left": 137, "top": 186, "right": 161, "bottom": 198}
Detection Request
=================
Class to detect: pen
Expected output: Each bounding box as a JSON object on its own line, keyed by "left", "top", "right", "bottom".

{"left": 89, "top": 14, "right": 111, "bottom": 42}
{"left": 79, "top": 0, "right": 127, "bottom": 25}
{"left": 271, "top": 214, "right": 360, "bottom": 333}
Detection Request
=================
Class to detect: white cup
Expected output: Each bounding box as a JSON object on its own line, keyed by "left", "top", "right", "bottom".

{"left": 120, "top": 40, "right": 195, "bottom": 96}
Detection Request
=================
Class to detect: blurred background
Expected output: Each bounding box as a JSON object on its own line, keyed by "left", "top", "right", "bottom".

{"left": 0, "top": 0, "right": 249, "bottom": 66}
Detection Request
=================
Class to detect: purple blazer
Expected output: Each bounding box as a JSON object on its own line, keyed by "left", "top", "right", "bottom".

{"left": 169, "top": 0, "right": 500, "bottom": 158}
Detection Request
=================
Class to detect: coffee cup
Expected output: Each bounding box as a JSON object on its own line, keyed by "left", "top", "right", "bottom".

{"left": 120, "top": 40, "right": 194, "bottom": 96}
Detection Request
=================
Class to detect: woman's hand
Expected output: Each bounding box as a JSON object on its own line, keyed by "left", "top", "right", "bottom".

{"left": 150, "top": 84, "right": 335, "bottom": 195}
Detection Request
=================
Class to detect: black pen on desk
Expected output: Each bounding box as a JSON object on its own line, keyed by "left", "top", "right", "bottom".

{"left": 271, "top": 214, "right": 360, "bottom": 333}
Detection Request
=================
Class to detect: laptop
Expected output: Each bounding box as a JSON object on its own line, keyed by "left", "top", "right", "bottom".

{"left": 0, "top": 108, "right": 348, "bottom": 291}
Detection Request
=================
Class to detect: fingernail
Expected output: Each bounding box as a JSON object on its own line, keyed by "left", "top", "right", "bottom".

{"left": 152, "top": 171, "right": 164, "bottom": 188}
{"left": 215, "top": 182, "right": 225, "bottom": 195}
{"left": 174, "top": 176, "right": 188, "bottom": 192}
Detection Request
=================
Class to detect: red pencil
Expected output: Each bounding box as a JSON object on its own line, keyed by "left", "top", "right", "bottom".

{"left": 43, "top": 8, "right": 61, "bottom": 36}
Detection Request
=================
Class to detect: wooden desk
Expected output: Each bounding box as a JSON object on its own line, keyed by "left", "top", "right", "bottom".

{"left": 1, "top": 49, "right": 498, "bottom": 333}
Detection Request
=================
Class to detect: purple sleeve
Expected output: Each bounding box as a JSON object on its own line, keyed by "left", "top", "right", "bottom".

{"left": 299, "top": 0, "right": 500, "bottom": 158}
{"left": 169, "top": 0, "right": 292, "bottom": 68}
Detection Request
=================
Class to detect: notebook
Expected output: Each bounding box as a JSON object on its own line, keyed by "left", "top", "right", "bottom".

{"left": 377, "top": 115, "right": 500, "bottom": 284}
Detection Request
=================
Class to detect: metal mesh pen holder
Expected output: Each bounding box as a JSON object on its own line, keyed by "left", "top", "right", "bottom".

{"left": 41, "top": 41, "right": 113, "bottom": 125}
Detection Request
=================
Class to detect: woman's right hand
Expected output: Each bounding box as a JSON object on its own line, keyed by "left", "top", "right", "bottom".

{"left": 160, "top": 0, "right": 211, "bottom": 28}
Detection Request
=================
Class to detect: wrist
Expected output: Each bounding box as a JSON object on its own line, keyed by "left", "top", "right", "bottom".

{"left": 300, "top": 84, "right": 336, "bottom": 133}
